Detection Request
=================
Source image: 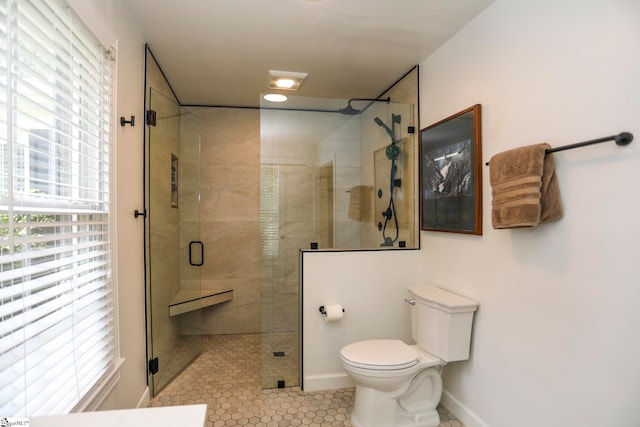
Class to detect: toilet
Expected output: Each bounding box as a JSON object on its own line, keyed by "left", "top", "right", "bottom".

{"left": 340, "top": 285, "right": 478, "bottom": 427}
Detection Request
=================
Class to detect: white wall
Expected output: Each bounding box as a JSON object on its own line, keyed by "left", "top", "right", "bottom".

{"left": 91, "top": 0, "right": 149, "bottom": 410}
{"left": 419, "top": 1, "right": 640, "bottom": 426}
{"left": 302, "top": 249, "right": 421, "bottom": 391}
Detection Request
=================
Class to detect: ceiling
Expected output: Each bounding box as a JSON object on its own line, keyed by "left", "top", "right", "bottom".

{"left": 123, "top": 0, "right": 494, "bottom": 108}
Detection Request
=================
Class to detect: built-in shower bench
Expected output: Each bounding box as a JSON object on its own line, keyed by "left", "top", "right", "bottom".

{"left": 169, "top": 288, "right": 233, "bottom": 317}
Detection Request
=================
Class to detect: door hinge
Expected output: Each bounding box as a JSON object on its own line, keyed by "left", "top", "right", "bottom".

{"left": 149, "top": 357, "right": 159, "bottom": 375}
{"left": 146, "top": 109, "right": 157, "bottom": 126}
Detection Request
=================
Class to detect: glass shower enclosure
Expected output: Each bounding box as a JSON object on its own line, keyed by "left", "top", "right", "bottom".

{"left": 144, "top": 90, "right": 417, "bottom": 395}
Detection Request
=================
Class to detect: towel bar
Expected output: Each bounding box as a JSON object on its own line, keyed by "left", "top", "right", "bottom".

{"left": 485, "top": 132, "right": 633, "bottom": 166}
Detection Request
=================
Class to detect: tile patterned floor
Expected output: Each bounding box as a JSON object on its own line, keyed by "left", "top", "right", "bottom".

{"left": 261, "top": 331, "right": 299, "bottom": 389}
{"left": 149, "top": 333, "right": 464, "bottom": 427}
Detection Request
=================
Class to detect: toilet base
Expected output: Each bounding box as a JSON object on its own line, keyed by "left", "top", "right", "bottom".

{"left": 396, "top": 407, "right": 441, "bottom": 427}
{"left": 349, "top": 366, "right": 443, "bottom": 427}
{"left": 351, "top": 403, "right": 440, "bottom": 427}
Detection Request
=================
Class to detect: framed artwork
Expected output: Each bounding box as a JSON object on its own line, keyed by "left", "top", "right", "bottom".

{"left": 420, "top": 104, "right": 482, "bottom": 234}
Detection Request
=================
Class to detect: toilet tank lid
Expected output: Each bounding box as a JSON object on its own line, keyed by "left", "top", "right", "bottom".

{"left": 408, "top": 286, "right": 478, "bottom": 313}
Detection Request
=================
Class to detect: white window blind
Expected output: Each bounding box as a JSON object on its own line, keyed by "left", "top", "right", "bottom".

{"left": 0, "top": 0, "right": 117, "bottom": 417}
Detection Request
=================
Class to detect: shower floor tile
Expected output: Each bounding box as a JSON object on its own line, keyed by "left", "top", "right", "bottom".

{"left": 261, "top": 331, "right": 299, "bottom": 389}
{"left": 148, "top": 333, "right": 464, "bottom": 427}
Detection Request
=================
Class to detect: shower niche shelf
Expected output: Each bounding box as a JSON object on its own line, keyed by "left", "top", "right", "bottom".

{"left": 169, "top": 288, "right": 233, "bottom": 317}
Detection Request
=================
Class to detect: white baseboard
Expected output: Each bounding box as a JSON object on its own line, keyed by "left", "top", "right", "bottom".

{"left": 303, "top": 373, "right": 354, "bottom": 392}
{"left": 441, "top": 390, "right": 489, "bottom": 427}
{"left": 136, "top": 386, "right": 151, "bottom": 408}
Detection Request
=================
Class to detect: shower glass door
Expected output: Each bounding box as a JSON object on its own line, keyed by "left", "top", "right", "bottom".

{"left": 146, "top": 88, "right": 203, "bottom": 395}
{"left": 259, "top": 96, "right": 416, "bottom": 389}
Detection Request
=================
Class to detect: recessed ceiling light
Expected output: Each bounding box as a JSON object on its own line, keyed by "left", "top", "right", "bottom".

{"left": 275, "top": 79, "right": 296, "bottom": 89}
{"left": 263, "top": 94, "right": 288, "bottom": 102}
{"left": 268, "top": 70, "right": 308, "bottom": 91}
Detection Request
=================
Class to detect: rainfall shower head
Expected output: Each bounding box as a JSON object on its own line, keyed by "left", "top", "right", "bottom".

{"left": 337, "top": 97, "right": 390, "bottom": 115}
{"left": 337, "top": 102, "right": 361, "bottom": 115}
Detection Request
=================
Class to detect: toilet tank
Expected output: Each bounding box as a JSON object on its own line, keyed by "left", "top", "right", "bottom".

{"left": 408, "top": 285, "right": 478, "bottom": 362}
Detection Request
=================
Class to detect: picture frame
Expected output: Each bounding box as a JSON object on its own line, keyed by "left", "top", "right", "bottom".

{"left": 420, "top": 104, "right": 482, "bottom": 234}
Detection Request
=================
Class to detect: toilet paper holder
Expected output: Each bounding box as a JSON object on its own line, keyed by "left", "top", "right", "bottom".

{"left": 319, "top": 305, "right": 345, "bottom": 315}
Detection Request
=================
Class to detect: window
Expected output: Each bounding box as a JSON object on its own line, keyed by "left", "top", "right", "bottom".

{"left": 0, "top": 0, "right": 118, "bottom": 416}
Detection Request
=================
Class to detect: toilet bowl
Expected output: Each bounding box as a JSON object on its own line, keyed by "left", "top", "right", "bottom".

{"left": 340, "top": 339, "right": 444, "bottom": 427}
{"left": 340, "top": 286, "right": 478, "bottom": 427}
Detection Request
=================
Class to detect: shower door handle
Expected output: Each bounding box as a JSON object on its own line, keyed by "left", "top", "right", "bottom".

{"left": 189, "top": 241, "right": 204, "bottom": 266}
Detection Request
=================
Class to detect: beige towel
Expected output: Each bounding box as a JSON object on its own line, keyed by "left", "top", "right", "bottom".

{"left": 490, "top": 143, "right": 563, "bottom": 229}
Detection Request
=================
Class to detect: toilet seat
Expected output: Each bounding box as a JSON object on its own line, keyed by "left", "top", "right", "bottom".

{"left": 340, "top": 339, "right": 418, "bottom": 371}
